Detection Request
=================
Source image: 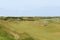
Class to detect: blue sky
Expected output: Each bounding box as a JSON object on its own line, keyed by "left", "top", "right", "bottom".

{"left": 0, "top": 0, "right": 60, "bottom": 16}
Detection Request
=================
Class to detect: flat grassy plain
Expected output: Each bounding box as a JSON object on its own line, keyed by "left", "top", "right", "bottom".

{"left": 0, "top": 17, "right": 60, "bottom": 40}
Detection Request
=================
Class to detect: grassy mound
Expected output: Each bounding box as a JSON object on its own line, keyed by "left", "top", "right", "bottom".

{"left": 0, "top": 23, "right": 34, "bottom": 40}
{"left": 0, "top": 26, "right": 15, "bottom": 40}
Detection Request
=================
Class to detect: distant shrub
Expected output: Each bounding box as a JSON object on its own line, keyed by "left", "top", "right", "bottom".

{"left": 47, "top": 20, "right": 54, "bottom": 23}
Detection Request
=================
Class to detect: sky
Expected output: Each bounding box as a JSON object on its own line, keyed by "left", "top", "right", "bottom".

{"left": 0, "top": 0, "right": 60, "bottom": 16}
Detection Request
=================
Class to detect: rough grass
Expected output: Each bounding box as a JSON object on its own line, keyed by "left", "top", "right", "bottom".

{"left": 0, "top": 26, "right": 15, "bottom": 40}
{"left": 0, "top": 17, "right": 60, "bottom": 40}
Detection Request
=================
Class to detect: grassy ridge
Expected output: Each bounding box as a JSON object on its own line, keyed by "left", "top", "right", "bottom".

{"left": 0, "top": 25, "right": 15, "bottom": 40}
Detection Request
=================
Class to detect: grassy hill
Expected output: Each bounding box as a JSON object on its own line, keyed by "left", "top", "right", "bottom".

{"left": 0, "top": 17, "right": 60, "bottom": 40}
